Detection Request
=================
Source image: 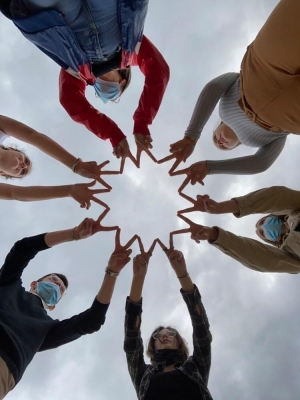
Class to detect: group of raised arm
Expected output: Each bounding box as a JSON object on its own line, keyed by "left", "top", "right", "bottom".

{"left": 1, "top": 0, "right": 300, "bottom": 398}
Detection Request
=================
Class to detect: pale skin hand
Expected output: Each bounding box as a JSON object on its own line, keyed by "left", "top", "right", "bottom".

{"left": 69, "top": 180, "right": 110, "bottom": 210}
{"left": 170, "top": 161, "right": 209, "bottom": 189}
{"left": 113, "top": 138, "right": 139, "bottom": 173}
{"left": 178, "top": 191, "right": 240, "bottom": 215}
{"left": 133, "top": 237, "right": 157, "bottom": 277}
{"left": 157, "top": 137, "right": 197, "bottom": 174}
{"left": 73, "top": 208, "right": 119, "bottom": 240}
{"left": 134, "top": 133, "right": 157, "bottom": 167}
{"left": 170, "top": 214, "right": 219, "bottom": 244}
{"left": 155, "top": 238, "right": 194, "bottom": 293}
{"left": 129, "top": 237, "right": 157, "bottom": 303}
{"left": 107, "top": 228, "right": 140, "bottom": 273}
{"left": 178, "top": 192, "right": 220, "bottom": 215}
{"left": 74, "top": 160, "right": 120, "bottom": 190}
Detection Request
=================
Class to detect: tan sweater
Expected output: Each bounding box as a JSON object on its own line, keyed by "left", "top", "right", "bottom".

{"left": 211, "top": 186, "right": 300, "bottom": 274}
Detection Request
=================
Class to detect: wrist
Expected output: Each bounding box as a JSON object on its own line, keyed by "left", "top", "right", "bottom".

{"left": 177, "top": 273, "right": 190, "bottom": 279}
{"left": 185, "top": 135, "right": 198, "bottom": 144}
{"left": 105, "top": 269, "right": 119, "bottom": 277}
{"left": 72, "top": 158, "right": 82, "bottom": 173}
{"left": 208, "top": 227, "right": 219, "bottom": 242}
{"left": 72, "top": 227, "right": 80, "bottom": 241}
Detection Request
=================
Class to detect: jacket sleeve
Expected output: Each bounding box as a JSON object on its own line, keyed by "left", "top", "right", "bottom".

{"left": 131, "top": 35, "right": 170, "bottom": 136}
{"left": 185, "top": 72, "right": 240, "bottom": 141}
{"left": 181, "top": 285, "right": 212, "bottom": 385}
{"left": 280, "top": 231, "right": 300, "bottom": 261}
{"left": 39, "top": 298, "right": 109, "bottom": 350}
{"left": 207, "top": 136, "right": 286, "bottom": 176}
{"left": 211, "top": 227, "right": 300, "bottom": 274}
{"left": 0, "top": 234, "right": 49, "bottom": 286}
{"left": 59, "top": 69, "right": 126, "bottom": 148}
{"left": 232, "top": 186, "right": 300, "bottom": 218}
{"left": 123, "top": 297, "right": 148, "bottom": 396}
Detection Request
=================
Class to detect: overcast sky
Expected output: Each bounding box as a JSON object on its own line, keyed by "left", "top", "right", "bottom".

{"left": 1, "top": 0, "right": 300, "bottom": 399}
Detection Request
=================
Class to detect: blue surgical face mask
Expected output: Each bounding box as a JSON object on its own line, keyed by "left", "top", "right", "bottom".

{"left": 261, "top": 216, "right": 284, "bottom": 242}
{"left": 37, "top": 282, "right": 61, "bottom": 306}
{"left": 94, "top": 78, "right": 121, "bottom": 103}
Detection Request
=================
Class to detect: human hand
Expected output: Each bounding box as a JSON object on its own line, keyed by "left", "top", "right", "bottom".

{"left": 171, "top": 161, "right": 208, "bottom": 190}
{"left": 171, "top": 214, "right": 219, "bottom": 244}
{"left": 157, "top": 137, "right": 196, "bottom": 174}
{"left": 72, "top": 208, "right": 118, "bottom": 240}
{"left": 132, "top": 237, "right": 157, "bottom": 277}
{"left": 69, "top": 181, "right": 110, "bottom": 210}
{"left": 178, "top": 192, "right": 219, "bottom": 214}
{"left": 134, "top": 133, "right": 157, "bottom": 167}
{"left": 74, "top": 160, "right": 119, "bottom": 190}
{"left": 107, "top": 229, "right": 139, "bottom": 273}
{"left": 155, "top": 238, "right": 187, "bottom": 277}
{"left": 113, "top": 138, "right": 139, "bottom": 173}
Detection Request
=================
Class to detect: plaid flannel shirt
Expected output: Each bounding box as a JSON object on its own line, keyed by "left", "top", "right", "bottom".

{"left": 124, "top": 285, "right": 213, "bottom": 400}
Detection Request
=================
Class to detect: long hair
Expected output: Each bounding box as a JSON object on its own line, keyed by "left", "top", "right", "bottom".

{"left": 146, "top": 326, "right": 189, "bottom": 365}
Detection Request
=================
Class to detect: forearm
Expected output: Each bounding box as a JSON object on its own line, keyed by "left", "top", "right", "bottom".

{"left": 185, "top": 73, "right": 239, "bottom": 140}
{"left": 129, "top": 275, "right": 146, "bottom": 303}
{"left": 30, "top": 132, "right": 76, "bottom": 169}
{"left": 44, "top": 228, "right": 75, "bottom": 248}
{"left": 178, "top": 274, "right": 194, "bottom": 293}
{"left": 1, "top": 184, "right": 72, "bottom": 202}
{"left": 214, "top": 199, "right": 240, "bottom": 214}
{"left": 233, "top": 186, "right": 300, "bottom": 217}
{"left": 96, "top": 274, "right": 117, "bottom": 304}
{"left": 211, "top": 227, "right": 300, "bottom": 273}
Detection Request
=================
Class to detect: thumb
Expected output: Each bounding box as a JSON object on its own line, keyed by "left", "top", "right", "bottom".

{"left": 87, "top": 180, "right": 97, "bottom": 187}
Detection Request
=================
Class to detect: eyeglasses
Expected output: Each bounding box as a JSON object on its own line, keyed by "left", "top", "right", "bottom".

{"left": 49, "top": 275, "right": 66, "bottom": 295}
{"left": 152, "top": 329, "right": 177, "bottom": 340}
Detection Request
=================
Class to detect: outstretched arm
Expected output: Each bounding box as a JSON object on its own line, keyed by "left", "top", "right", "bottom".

{"left": 0, "top": 181, "right": 110, "bottom": 209}
{"left": 44, "top": 208, "right": 118, "bottom": 248}
{"left": 157, "top": 73, "right": 239, "bottom": 173}
{"left": 0, "top": 115, "right": 78, "bottom": 170}
{"left": 156, "top": 240, "right": 212, "bottom": 384}
{"left": 59, "top": 70, "right": 125, "bottom": 148}
{"left": 0, "top": 116, "right": 116, "bottom": 186}
{"left": 171, "top": 136, "right": 286, "bottom": 187}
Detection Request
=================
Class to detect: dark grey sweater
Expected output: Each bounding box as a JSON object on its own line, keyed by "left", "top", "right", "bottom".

{"left": 0, "top": 234, "right": 109, "bottom": 386}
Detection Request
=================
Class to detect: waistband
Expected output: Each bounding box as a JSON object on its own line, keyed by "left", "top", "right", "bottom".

{"left": 238, "top": 70, "right": 287, "bottom": 133}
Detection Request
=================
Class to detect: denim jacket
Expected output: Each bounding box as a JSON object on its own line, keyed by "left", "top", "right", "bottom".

{"left": 1, "top": 0, "right": 149, "bottom": 81}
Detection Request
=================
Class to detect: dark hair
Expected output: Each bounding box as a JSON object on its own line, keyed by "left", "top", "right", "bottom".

{"left": 37, "top": 273, "right": 69, "bottom": 289}
{"left": 0, "top": 145, "right": 32, "bottom": 179}
{"left": 118, "top": 68, "right": 131, "bottom": 95}
{"left": 146, "top": 326, "right": 189, "bottom": 364}
{"left": 256, "top": 214, "right": 287, "bottom": 247}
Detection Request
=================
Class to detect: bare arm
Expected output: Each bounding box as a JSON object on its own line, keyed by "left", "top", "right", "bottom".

{"left": 0, "top": 115, "right": 77, "bottom": 169}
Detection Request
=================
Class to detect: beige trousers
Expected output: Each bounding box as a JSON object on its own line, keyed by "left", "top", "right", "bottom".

{"left": 240, "top": 0, "right": 300, "bottom": 133}
{"left": 0, "top": 358, "right": 15, "bottom": 400}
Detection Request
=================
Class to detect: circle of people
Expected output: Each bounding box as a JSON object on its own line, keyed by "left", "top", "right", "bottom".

{"left": 0, "top": 1, "right": 298, "bottom": 399}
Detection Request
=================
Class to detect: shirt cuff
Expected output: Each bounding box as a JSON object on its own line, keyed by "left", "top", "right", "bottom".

{"left": 110, "top": 130, "right": 127, "bottom": 148}
{"left": 125, "top": 296, "right": 143, "bottom": 316}
{"left": 133, "top": 122, "right": 150, "bottom": 136}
